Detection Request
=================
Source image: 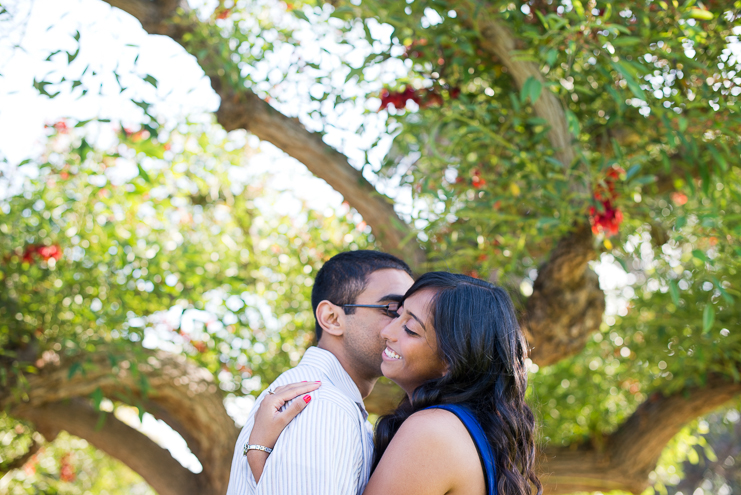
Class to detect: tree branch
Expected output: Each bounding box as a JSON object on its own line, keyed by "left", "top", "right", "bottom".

{"left": 12, "top": 399, "right": 202, "bottom": 495}
{"left": 455, "top": 5, "right": 575, "bottom": 171}
{"left": 525, "top": 223, "right": 604, "bottom": 366}
{"left": 539, "top": 375, "right": 741, "bottom": 494}
{"left": 1, "top": 347, "right": 239, "bottom": 495}
{"left": 101, "top": 0, "right": 426, "bottom": 268}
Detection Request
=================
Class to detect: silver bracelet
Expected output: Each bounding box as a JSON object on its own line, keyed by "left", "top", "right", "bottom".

{"left": 244, "top": 444, "right": 273, "bottom": 455}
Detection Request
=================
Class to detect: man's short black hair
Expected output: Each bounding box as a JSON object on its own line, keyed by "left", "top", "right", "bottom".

{"left": 311, "top": 250, "right": 412, "bottom": 341}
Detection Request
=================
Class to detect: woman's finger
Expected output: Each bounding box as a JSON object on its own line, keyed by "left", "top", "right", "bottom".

{"left": 276, "top": 393, "right": 313, "bottom": 428}
{"left": 272, "top": 381, "right": 321, "bottom": 402}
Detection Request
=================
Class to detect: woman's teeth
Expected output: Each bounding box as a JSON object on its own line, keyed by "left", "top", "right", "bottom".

{"left": 384, "top": 347, "right": 402, "bottom": 360}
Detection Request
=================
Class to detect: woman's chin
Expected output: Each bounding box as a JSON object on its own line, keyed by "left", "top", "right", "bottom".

{"left": 380, "top": 360, "right": 399, "bottom": 379}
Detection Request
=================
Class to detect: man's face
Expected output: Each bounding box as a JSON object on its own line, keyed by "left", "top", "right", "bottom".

{"left": 343, "top": 269, "right": 414, "bottom": 380}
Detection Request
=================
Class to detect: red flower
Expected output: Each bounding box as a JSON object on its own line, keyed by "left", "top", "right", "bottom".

{"left": 21, "top": 244, "right": 63, "bottom": 264}
{"left": 379, "top": 87, "right": 420, "bottom": 111}
{"left": 589, "top": 165, "right": 625, "bottom": 237}
{"left": 419, "top": 90, "right": 443, "bottom": 108}
{"left": 22, "top": 246, "right": 36, "bottom": 264}
{"left": 589, "top": 201, "right": 623, "bottom": 237}
{"left": 53, "top": 121, "right": 69, "bottom": 134}
{"left": 37, "top": 245, "right": 62, "bottom": 261}
{"left": 60, "top": 453, "right": 75, "bottom": 482}
{"left": 216, "top": 8, "right": 232, "bottom": 19}
{"left": 671, "top": 192, "right": 688, "bottom": 206}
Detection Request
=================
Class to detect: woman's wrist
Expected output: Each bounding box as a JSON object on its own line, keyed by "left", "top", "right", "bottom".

{"left": 248, "top": 436, "right": 276, "bottom": 450}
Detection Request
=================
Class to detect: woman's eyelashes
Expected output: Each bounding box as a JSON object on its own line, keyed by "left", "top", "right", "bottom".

{"left": 403, "top": 324, "right": 418, "bottom": 337}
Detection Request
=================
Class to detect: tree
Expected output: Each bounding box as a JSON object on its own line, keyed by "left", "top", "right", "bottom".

{"left": 1, "top": 0, "right": 740, "bottom": 494}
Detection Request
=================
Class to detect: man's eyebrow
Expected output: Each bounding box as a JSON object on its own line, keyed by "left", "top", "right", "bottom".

{"left": 377, "top": 294, "right": 404, "bottom": 303}
{"left": 407, "top": 311, "right": 427, "bottom": 332}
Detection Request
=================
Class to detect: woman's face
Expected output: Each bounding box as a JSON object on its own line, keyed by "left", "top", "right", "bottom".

{"left": 379, "top": 289, "right": 447, "bottom": 397}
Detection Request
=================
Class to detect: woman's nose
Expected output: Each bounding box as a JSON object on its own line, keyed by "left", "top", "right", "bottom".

{"left": 380, "top": 320, "right": 396, "bottom": 341}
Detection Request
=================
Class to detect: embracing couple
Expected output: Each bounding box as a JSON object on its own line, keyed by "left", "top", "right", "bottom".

{"left": 225, "top": 250, "right": 541, "bottom": 495}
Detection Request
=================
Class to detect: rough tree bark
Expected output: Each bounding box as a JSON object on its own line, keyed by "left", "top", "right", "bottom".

{"left": 2, "top": 348, "right": 239, "bottom": 495}
{"left": 6, "top": 350, "right": 741, "bottom": 494}
{"left": 541, "top": 376, "right": 741, "bottom": 494}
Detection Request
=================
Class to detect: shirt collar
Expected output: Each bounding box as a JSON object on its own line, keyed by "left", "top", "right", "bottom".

{"left": 299, "top": 347, "right": 368, "bottom": 419}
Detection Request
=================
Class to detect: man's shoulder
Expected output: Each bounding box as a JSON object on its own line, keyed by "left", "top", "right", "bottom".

{"left": 270, "top": 366, "right": 364, "bottom": 421}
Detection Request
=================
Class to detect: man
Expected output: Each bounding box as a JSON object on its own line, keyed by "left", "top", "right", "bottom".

{"left": 225, "top": 250, "right": 414, "bottom": 495}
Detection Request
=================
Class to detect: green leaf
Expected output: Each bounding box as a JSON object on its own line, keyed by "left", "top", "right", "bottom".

{"left": 565, "top": 109, "right": 581, "bottom": 137}
{"left": 520, "top": 76, "right": 542, "bottom": 104}
{"left": 708, "top": 145, "right": 728, "bottom": 172}
{"left": 293, "top": 9, "right": 309, "bottom": 22}
{"left": 692, "top": 249, "right": 708, "bottom": 262}
{"left": 689, "top": 8, "right": 713, "bottom": 20}
{"left": 91, "top": 387, "right": 104, "bottom": 410}
{"left": 546, "top": 48, "right": 557, "bottom": 67}
{"left": 702, "top": 304, "right": 715, "bottom": 333}
{"left": 67, "top": 47, "right": 80, "bottom": 64}
{"left": 610, "top": 61, "right": 646, "bottom": 101}
{"left": 712, "top": 277, "right": 734, "bottom": 304}
{"left": 669, "top": 280, "right": 680, "bottom": 305}
{"left": 68, "top": 362, "right": 82, "bottom": 379}
{"left": 143, "top": 74, "right": 158, "bottom": 88}
{"left": 572, "top": 0, "right": 585, "bottom": 18}
{"left": 536, "top": 10, "right": 549, "bottom": 29}
{"left": 33, "top": 78, "right": 60, "bottom": 98}
{"left": 611, "top": 37, "right": 641, "bottom": 46}
{"left": 95, "top": 410, "right": 107, "bottom": 431}
{"left": 137, "top": 164, "right": 152, "bottom": 183}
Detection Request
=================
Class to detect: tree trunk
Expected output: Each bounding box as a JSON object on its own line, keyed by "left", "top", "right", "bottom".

{"left": 2, "top": 347, "right": 239, "bottom": 495}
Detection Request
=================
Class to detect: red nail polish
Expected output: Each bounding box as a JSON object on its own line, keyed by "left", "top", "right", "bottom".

{"left": 315, "top": 380, "right": 321, "bottom": 383}
{"left": 303, "top": 395, "right": 311, "bottom": 404}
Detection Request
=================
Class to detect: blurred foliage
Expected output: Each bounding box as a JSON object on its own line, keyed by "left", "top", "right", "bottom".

{"left": 0, "top": 414, "right": 154, "bottom": 495}
{"left": 0, "top": 121, "right": 369, "bottom": 492}
{"left": 1, "top": 0, "right": 741, "bottom": 494}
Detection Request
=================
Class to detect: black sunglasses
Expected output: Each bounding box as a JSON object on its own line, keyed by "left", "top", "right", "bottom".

{"left": 341, "top": 302, "right": 401, "bottom": 318}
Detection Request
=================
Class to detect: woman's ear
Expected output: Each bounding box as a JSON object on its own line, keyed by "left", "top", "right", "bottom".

{"left": 316, "top": 300, "right": 345, "bottom": 338}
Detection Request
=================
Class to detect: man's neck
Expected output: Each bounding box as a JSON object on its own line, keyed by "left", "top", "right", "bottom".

{"left": 317, "top": 341, "right": 378, "bottom": 399}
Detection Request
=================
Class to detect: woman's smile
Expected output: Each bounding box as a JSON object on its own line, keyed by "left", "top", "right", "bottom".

{"left": 383, "top": 346, "right": 402, "bottom": 360}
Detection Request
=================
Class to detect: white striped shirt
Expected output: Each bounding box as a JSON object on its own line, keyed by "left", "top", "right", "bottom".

{"left": 225, "top": 347, "right": 375, "bottom": 495}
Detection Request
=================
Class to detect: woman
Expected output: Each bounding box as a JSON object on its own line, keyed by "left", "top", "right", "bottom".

{"left": 248, "top": 272, "right": 541, "bottom": 495}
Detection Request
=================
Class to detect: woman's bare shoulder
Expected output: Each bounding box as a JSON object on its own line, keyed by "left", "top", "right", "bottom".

{"left": 365, "top": 408, "right": 484, "bottom": 495}
{"left": 396, "top": 408, "right": 479, "bottom": 454}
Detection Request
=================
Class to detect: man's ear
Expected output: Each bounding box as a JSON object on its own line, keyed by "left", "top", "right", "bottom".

{"left": 316, "top": 300, "right": 345, "bottom": 338}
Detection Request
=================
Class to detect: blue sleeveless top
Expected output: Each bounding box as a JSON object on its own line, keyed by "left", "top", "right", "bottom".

{"left": 425, "top": 404, "right": 498, "bottom": 495}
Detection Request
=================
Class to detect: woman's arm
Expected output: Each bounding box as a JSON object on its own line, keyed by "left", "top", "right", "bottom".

{"left": 246, "top": 381, "right": 321, "bottom": 481}
{"left": 363, "top": 409, "right": 485, "bottom": 495}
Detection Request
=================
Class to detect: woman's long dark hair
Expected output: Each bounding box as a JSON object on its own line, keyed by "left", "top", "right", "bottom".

{"left": 373, "top": 272, "right": 541, "bottom": 495}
